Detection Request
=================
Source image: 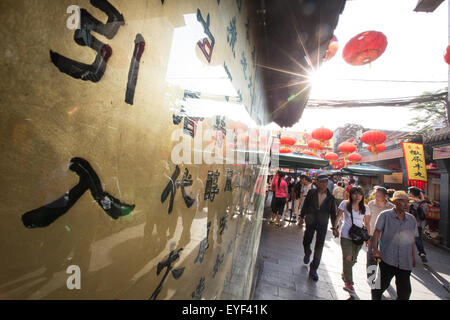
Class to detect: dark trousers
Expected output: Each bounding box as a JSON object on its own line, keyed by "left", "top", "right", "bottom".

{"left": 415, "top": 226, "right": 426, "bottom": 255}
{"left": 371, "top": 261, "right": 412, "bottom": 300}
{"left": 303, "top": 223, "right": 328, "bottom": 272}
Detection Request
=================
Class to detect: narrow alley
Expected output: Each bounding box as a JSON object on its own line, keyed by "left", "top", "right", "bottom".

{"left": 253, "top": 201, "right": 450, "bottom": 300}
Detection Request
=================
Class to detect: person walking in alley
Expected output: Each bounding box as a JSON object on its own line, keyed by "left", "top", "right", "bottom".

{"left": 371, "top": 191, "right": 418, "bottom": 300}
{"left": 408, "top": 186, "right": 428, "bottom": 263}
{"left": 297, "top": 175, "right": 313, "bottom": 228}
{"left": 273, "top": 171, "right": 288, "bottom": 227}
{"left": 332, "top": 182, "right": 345, "bottom": 207}
{"left": 292, "top": 176, "right": 302, "bottom": 221}
{"left": 333, "top": 186, "right": 371, "bottom": 295}
{"left": 366, "top": 187, "right": 394, "bottom": 285}
{"left": 299, "top": 174, "right": 338, "bottom": 281}
{"left": 284, "top": 176, "right": 296, "bottom": 221}
{"left": 343, "top": 178, "right": 356, "bottom": 200}
{"left": 269, "top": 173, "right": 279, "bottom": 224}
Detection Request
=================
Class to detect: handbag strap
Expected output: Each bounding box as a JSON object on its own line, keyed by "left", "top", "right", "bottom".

{"left": 349, "top": 202, "right": 354, "bottom": 225}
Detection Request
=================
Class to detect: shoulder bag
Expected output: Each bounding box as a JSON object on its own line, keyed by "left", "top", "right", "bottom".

{"left": 348, "top": 208, "right": 369, "bottom": 245}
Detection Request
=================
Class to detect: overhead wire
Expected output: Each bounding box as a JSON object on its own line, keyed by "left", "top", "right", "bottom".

{"left": 305, "top": 92, "right": 448, "bottom": 108}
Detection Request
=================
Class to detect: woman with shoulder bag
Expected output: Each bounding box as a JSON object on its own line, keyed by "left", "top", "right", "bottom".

{"left": 332, "top": 186, "right": 371, "bottom": 295}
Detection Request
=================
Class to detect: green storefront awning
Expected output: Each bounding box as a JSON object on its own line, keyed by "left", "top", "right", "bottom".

{"left": 199, "top": 150, "right": 329, "bottom": 169}
{"left": 276, "top": 153, "right": 329, "bottom": 169}
{"left": 340, "top": 164, "right": 393, "bottom": 176}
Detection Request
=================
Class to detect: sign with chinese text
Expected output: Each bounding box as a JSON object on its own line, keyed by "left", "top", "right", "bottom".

{"left": 401, "top": 142, "right": 427, "bottom": 189}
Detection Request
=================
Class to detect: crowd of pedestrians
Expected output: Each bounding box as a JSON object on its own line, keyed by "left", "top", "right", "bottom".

{"left": 266, "top": 171, "right": 430, "bottom": 300}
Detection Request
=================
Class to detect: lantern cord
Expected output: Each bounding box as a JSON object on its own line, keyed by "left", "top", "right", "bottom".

{"left": 306, "top": 92, "right": 447, "bottom": 109}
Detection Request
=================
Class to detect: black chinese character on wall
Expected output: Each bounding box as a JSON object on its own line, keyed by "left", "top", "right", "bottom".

{"left": 173, "top": 90, "right": 204, "bottom": 138}
{"left": 22, "top": 157, "right": 135, "bottom": 228}
{"left": 50, "top": 0, "right": 124, "bottom": 83}
{"left": 197, "top": 9, "right": 215, "bottom": 63}
{"left": 204, "top": 170, "right": 220, "bottom": 201}
{"left": 150, "top": 248, "right": 185, "bottom": 300}
{"left": 191, "top": 277, "right": 206, "bottom": 300}
{"left": 194, "top": 221, "right": 211, "bottom": 264}
{"left": 227, "top": 17, "right": 237, "bottom": 58}
{"left": 219, "top": 211, "right": 228, "bottom": 235}
{"left": 240, "top": 51, "right": 248, "bottom": 80}
{"left": 212, "top": 253, "right": 225, "bottom": 278}
{"left": 161, "top": 165, "right": 195, "bottom": 214}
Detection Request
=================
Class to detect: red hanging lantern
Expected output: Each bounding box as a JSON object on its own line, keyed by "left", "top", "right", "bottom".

{"left": 333, "top": 159, "right": 345, "bottom": 170}
{"left": 361, "top": 130, "right": 386, "bottom": 145}
{"left": 338, "top": 142, "right": 356, "bottom": 155}
{"left": 347, "top": 152, "right": 362, "bottom": 165}
{"left": 302, "top": 150, "right": 316, "bottom": 157}
{"left": 280, "top": 147, "right": 292, "bottom": 153}
{"left": 343, "top": 31, "right": 387, "bottom": 66}
{"left": 324, "top": 35, "right": 338, "bottom": 61}
{"left": 361, "top": 130, "right": 386, "bottom": 157}
{"left": 311, "top": 127, "right": 333, "bottom": 148}
{"left": 444, "top": 45, "right": 450, "bottom": 65}
{"left": 366, "top": 143, "right": 386, "bottom": 156}
{"left": 279, "top": 135, "right": 296, "bottom": 154}
{"left": 325, "top": 152, "right": 339, "bottom": 165}
{"left": 280, "top": 136, "right": 296, "bottom": 146}
{"left": 308, "top": 139, "right": 323, "bottom": 154}
{"left": 338, "top": 142, "right": 356, "bottom": 167}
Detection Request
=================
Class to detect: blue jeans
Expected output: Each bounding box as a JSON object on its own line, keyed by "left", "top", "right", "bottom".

{"left": 415, "top": 226, "right": 426, "bottom": 255}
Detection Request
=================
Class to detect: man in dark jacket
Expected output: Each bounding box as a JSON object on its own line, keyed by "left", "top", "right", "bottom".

{"left": 299, "top": 174, "right": 338, "bottom": 281}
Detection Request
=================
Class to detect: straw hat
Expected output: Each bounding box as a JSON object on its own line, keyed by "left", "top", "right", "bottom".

{"left": 391, "top": 191, "right": 409, "bottom": 202}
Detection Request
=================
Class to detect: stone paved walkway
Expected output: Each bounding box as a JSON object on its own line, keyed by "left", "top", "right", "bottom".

{"left": 252, "top": 201, "right": 450, "bottom": 300}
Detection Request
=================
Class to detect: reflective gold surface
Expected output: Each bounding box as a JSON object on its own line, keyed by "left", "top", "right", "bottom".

{"left": 0, "top": 0, "right": 269, "bottom": 299}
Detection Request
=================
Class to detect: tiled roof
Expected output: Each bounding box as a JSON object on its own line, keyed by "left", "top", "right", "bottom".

{"left": 424, "top": 126, "right": 450, "bottom": 144}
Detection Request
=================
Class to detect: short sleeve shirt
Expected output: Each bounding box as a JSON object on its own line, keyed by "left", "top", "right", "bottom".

{"left": 274, "top": 179, "right": 288, "bottom": 198}
{"left": 301, "top": 184, "right": 312, "bottom": 201}
{"left": 367, "top": 200, "right": 395, "bottom": 236}
{"left": 375, "top": 209, "right": 418, "bottom": 271}
{"left": 338, "top": 200, "right": 370, "bottom": 239}
{"left": 332, "top": 186, "right": 345, "bottom": 200}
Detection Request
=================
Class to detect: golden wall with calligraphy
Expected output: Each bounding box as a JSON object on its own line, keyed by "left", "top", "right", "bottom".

{"left": 0, "top": 0, "right": 270, "bottom": 299}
